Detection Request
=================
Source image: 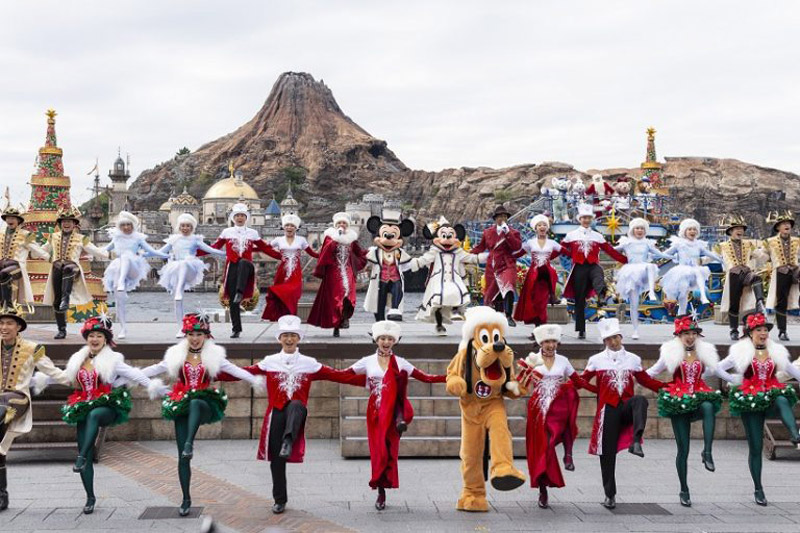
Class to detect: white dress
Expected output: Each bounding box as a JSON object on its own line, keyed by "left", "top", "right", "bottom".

{"left": 103, "top": 231, "right": 166, "bottom": 292}
{"left": 158, "top": 234, "right": 224, "bottom": 293}
{"left": 660, "top": 237, "right": 722, "bottom": 300}
{"left": 613, "top": 237, "right": 668, "bottom": 296}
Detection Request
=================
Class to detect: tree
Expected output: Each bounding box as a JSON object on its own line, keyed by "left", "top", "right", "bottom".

{"left": 175, "top": 147, "right": 191, "bottom": 158}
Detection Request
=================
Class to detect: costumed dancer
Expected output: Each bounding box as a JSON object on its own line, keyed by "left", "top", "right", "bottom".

{"left": 42, "top": 206, "right": 109, "bottom": 339}
{"left": 516, "top": 324, "right": 591, "bottom": 509}
{"left": 0, "top": 303, "right": 66, "bottom": 511}
{"left": 715, "top": 311, "right": 800, "bottom": 506}
{"left": 763, "top": 210, "right": 800, "bottom": 340}
{"left": 469, "top": 205, "right": 522, "bottom": 326}
{"left": 410, "top": 217, "right": 480, "bottom": 336}
{"left": 363, "top": 214, "right": 414, "bottom": 322}
{"left": 647, "top": 315, "right": 722, "bottom": 507}
{"left": 216, "top": 315, "right": 363, "bottom": 513}
{"left": 580, "top": 318, "right": 664, "bottom": 509}
{"left": 142, "top": 313, "right": 265, "bottom": 516}
{"left": 103, "top": 211, "right": 169, "bottom": 339}
{"left": 0, "top": 206, "right": 48, "bottom": 307}
{"left": 308, "top": 212, "right": 367, "bottom": 337}
{"left": 261, "top": 214, "right": 319, "bottom": 322}
{"left": 613, "top": 217, "right": 672, "bottom": 339}
{"left": 32, "top": 316, "right": 163, "bottom": 514}
{"left": 158, "top": 214, "right": 226, "bottom": 336}
{"left": 205, "top": 203, "right": 272, "bottom": 338}
{"left": 346, "top": 321, "right": 445, "bottom": 510}
{"left": 660, "top": 218, "right": 722, "bottom": 316}
{"left": 560, "top": 204, "right": 627, "bottom": 339}
{"left": 513, "top": 214, "right": 561, "bottom": 329}
{"left": 445, "top": 306, "right": 527, "bottom": 512}
{"left": 715, "top": 215, "right": 767, "bottom": 340}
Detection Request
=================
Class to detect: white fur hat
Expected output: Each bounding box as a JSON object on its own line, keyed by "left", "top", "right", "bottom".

{"left": 459, "top": 306, "right": 508, "bottom": 351}
{"left": 281, "top": 214, "right": 302, "bottom": 228}
{"left": 229, "top": 203, "right": 250, "bottom": 224}
{"left": 597, "top": 317, "right": 622, "bottom": 341}
{"left": 275, "top": 314, "right": 304, "bottom": 341}
{"left": 627, "top": 217, "right": 649, "bottom": 238}
{"left": 576, "top": 203, "right": 595, "bottom": 221}
{"left": 529, "top": 214, "right": 550, "bottom": 231}
{"left": 332, "top": 212, "right": 351, "bottom": 226}
{"left": 371, "top": 320, "right": 402, "bottom": 341}
{"left": 176, "top": 213, "right": 198, "bottom": 230}
{"left": 678, "top": 218, "right": 700, "bottom": 239}
{"left": 533, "top": 324, "right": 561, "bottom": 344}
{"left": 116, "top": 210, "right": 140, "bottom": 230}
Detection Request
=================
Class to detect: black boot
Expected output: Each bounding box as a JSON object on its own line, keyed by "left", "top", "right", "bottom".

{"left": 279, "top": 437, "right": 293, "bottom": 459}
{"left": 729, "top": 315, "right": 739, "bottom": 341}
{"left": 54, "top": 312, "right": 67, "bottom": 340}
{"left": 504, "top": 293, "right": 516, "bottom": 326}
{"left": 59, "top": 274, "right": 74, "bottom": 312}
{"left": 0, "top": 462, "right": 7, "bottom": 511}
{"left": 0, "top": 280, "right": 11, "bottom": 309}
{"left": 777, "top": 313, "right": 789, "bottom": 340}
{"left": 753, "top": 282, "right": 766, "bottom": 314}
{"left": 435, "top": 310, "right": 446, "bottom": 336}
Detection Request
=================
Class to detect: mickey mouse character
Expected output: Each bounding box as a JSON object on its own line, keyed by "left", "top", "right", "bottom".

{"left": 409, "top": 217, "right": 482, "bottom": 335}
{"left": 364, "top": 214, "right": 415, "bottom": 322}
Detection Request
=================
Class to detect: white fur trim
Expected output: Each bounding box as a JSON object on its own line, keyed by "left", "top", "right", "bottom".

{"left": 116, "top": 210, "right": 140, "bottom": 230}
{"left": 32, "top": 372, "right": 50, "bottom": 395}
{"left": 176, "top": 213, "right": 198, "bottom": 230}
{"left": 371, "top": 320, "right": 402, "bottom": 341}
{"left": 64, "top": 345, "right": 123, "bottom": 385}
{"left": 533, "top": 324, "right": 561, "bottom": 344}
{"left": 229, "top": 203, "right": 250, "bottom": 223}
{"left": 323, "top": 227, "right": 358, "bottom": 245}
{"left": 678, "top": 218, "right": 700, "bottom": 239}
{"left": 726, "top": 338, "right": 791, "bottom": 374}
{"left": 147, "top": 378, "right": 166, "bottom": 399}
{"left": 597, "top": 318, "right": 622, "bottom": 340}
{"left": 281, "top": 214, "right": 302, "bottom": 228}
{"left": 659, "top": 338, "right": 719, "bottom": 375}
{"left": 529, "top": 214, "right": 550, "bottom": 231}
{"left": 576, "top": 203, "right": 595, "bottom": 220}
{"left": 458, "top": 306, "right": 508, "bottom": 352}
{"left": 332, "top": 212, "right": 351, "bottom": 226}
{"left": 627, "top": 217, "right": 649, "bottom": 238}
{"left": 162, "top": 339, "right": 227, "bottom": 379}
{"left": 275, "top": 315, "right": 304, "bottom": 341}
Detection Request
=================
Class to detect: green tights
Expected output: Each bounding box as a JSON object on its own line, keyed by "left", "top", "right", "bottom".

{"left": 741, "top": 396, "right": 800, "bottom": 491}
{"left": 174, "top": 399, "right": 212, "bottom": 502}
{"left": 670, "top": 401, "right": 716, "bottom": 493}
{"left": 76, "top": 407, "right": 117, "bottom": 500}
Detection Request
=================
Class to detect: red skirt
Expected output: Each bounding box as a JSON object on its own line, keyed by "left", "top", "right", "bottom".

{"left": 514, "top": 264, "right": 557, "bottom": 324}
{"left": 262, "top": 262, "right": 303, "bottom": 321}
{"left": 526, "top": 383, "right": 579, "bottom": 488}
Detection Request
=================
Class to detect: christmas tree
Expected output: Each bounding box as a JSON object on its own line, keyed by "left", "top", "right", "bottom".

{"left": 640, "top": 127, "right": 664, "bottom": 189}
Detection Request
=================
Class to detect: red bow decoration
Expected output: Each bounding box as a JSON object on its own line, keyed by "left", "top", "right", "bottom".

{"left": 746, "top": 313, "right": 766, "bottom": 329}
{"left": 168, "top": 381, "right": 209, "bottom": 401}
{"left": 673, "top": 316, "right": 693, "bottom": 335}
{"left": 67, "top": 383, "right": 112, "bottom": 405}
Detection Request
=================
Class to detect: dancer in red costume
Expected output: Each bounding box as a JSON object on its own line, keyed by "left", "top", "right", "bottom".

{"left": 217, "top": 315, "right": 362, "bottom": 513}
{"left": 261, "top": 214, "right": 318, "bottom": 321}
{"left": 517, "top": 324, "right": 592, "bottom": 509}
{"left": 345, "top": 321, "right": 444, "bottom": 510}
{"left": 205, "top": 203, "right": 272, "bottom": 338}
{"left": 470, "top": 205, "right": 522, "bottom": 326}
{"left": 308, "top": 212, "right": 367, "bottom": 337}
{"left": 514, "top": 214, "right": 562, "bottom": 329}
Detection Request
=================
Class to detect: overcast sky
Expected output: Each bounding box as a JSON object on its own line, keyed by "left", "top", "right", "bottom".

{"left": 1, "top": 1, "right": 799, "bottom": 208}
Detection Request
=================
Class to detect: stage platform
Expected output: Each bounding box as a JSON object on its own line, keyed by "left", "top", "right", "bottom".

{"left": 19, "top": 320, "right": 800, "bottom": 362}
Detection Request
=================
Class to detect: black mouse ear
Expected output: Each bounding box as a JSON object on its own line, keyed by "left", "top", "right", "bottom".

{"left": 454, "top": 224, "right": 466, "bottom": 242}
{"left": 422, "top": 225, "right": 434, "bottom": 240}
{"left": 399, "top": 219, "right": 415, "bottom": 237}
{"left": 366, "top": 216, "right": 382, "bottom": 235}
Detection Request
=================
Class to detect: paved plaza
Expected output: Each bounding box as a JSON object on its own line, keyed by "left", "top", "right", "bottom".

{"left": 1, "top": 438, "right": 799, "bottom": 532}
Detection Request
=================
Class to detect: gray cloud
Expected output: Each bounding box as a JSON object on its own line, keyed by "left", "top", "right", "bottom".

{"left": 1, "top": 0, "right": 798, "bottom": 209}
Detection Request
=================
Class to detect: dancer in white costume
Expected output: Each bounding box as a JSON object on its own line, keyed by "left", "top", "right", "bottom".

{"left": 613, "top": 218, "right": 672, "bottom": 338}
{"left": 102, "top": 211, "right": 169, "bottom": 339}
{"left": 158, "top": 214, "right": 226, "bottom": 336}
{"left": 660, "top": 219, "right": 722, "bottom": 315}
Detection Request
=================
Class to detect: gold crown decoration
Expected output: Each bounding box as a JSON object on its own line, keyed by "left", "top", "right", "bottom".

{"left": 766, "top": 210, "right": 794, "bottom": 226}
{"left": 718, "top": 214, "right": 747, "bottom": 230}
{"left": 1, "top": 205, "right": 25, "bottom": 221}
{"left": 56, "top": 205, "right": 82, "bottom": 222}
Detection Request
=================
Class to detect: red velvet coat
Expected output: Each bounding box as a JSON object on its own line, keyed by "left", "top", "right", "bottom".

{"left": 560, "top": 228, "right": 627, "bottom": 299}
{"left": 470, "top": 225, "right": 523, "bottom": 303}
{"left": 205, "top": 227, "right": 272, "bottom": 300}
{"left": 308, "top": 230, "right": 367, "bottom": 328}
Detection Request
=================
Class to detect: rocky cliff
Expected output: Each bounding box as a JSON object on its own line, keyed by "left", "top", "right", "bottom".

{"left": 129, "top": 72, "right": 799, "bottom": 235}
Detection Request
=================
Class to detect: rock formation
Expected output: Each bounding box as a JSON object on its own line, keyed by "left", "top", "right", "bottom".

{"left": 129, "top": 72, "right": 799, "bottom": 236}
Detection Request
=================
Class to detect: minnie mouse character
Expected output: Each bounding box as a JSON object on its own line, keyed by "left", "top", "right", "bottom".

{"left": 409, "top": 217, "right": 482, "bottom": 335}
{"left": 364, "top": 214, "right": 415, "bottom": 322}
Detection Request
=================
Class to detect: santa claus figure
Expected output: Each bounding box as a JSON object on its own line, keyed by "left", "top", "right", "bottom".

{"left": 585, "top": 174, "right": 614, "bottom": 217}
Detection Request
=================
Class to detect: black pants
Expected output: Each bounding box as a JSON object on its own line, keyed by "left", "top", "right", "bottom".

{"left": 572, "top": 263, "right": 606, "bottom": 333}
{"left": 493, "top": 291, "right": 515, "bottom": 318}
{"left": 375, "top": 280, "right": 403, "bottom": 321}
{"left": 0, "top": 260, "right": 21, "bottom": 306}
{"left": 225, "top": 260, "right": 254, "bottom": 333}
{"left": 599, "top": 396, "right": 648, "bottom": 498}
{"left": 268, "top": 400, "right": 308, "bottom": 505}
{"left": 774, "top": 271, "right": 795, "bottom": 333}
{"left": 50, "top": 261, "right": 79, "bottom": 310}
{"left": 728, "top": 270, "right": 763, "bottom": 330}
